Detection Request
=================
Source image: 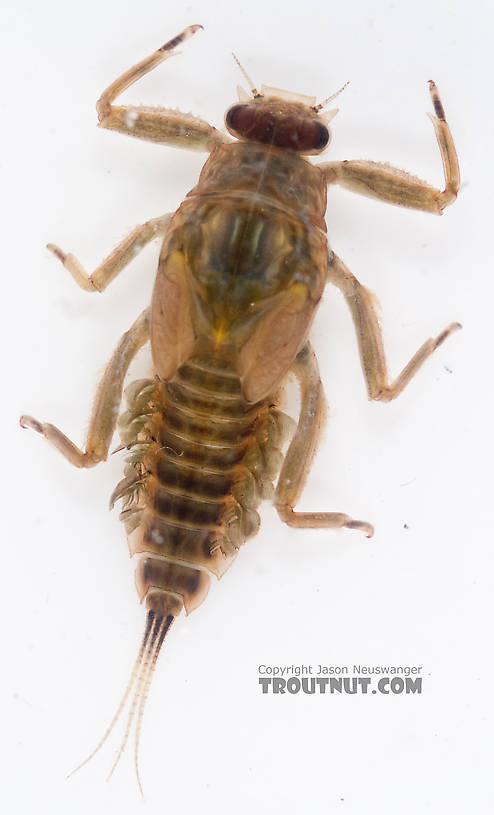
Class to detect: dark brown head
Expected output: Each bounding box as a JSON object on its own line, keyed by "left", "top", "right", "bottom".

{"left": 225, "top": 85, "right": 337, "bottom": 155}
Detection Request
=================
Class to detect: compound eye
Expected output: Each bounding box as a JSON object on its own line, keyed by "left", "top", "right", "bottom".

{"left": 274, "top": 119, "right": 330, "bottom": 151}
{"left": 225, "top": 104, "right": 254, "bottom": 136}
{"left": 309, "top": 121, "right": 330, "bottom": 151}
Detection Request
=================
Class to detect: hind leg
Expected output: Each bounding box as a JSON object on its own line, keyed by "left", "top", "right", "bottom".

{"left": 274, "top": 343, "right": 374, "bottom": 537}
{"left": 20, "top": 308, "right": 150, "bottom": 467}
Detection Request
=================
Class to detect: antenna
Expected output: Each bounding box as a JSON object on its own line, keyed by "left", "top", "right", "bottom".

{"left": 313, "top": 80, "right": 350, "bottom": 112}
{"left": 232, "top": 52, "right": 262, "bottom": 98}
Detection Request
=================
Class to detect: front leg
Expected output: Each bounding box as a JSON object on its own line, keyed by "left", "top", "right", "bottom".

{"left": 20, "top": 308, "right": 150, "bottom": 467}
{"left": 320, "top": 82, "right": 459, "bottom": 214}
{"left": 97, "top": 25, "right": 229, "bottom": 152}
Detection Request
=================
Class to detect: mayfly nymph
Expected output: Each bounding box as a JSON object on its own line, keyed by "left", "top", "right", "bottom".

{"left": 20, "top": 24, "right": 460, "bottom": 789}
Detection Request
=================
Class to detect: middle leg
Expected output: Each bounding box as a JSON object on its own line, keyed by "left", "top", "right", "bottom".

{"left": 327, "top": 252, "right": 461, "bottom": 402}
{"left": 48, "top": 213, "right": 172, "bottom": 292}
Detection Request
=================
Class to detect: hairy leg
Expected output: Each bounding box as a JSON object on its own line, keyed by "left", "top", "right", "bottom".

{"left": 96, "top": 25, "right": 229, "bottom": 151}
{"left": 20, "top": 308, "right": 150, "bottom": 467}
{"left": 327, "top": 253, "right": 461, "bottom": 401}
{"left": 275, "top": 343, "right": 374, "bottom": 537}
{"left": 48, "top": 214, "right": 172, "bottom": 292}
{"left": 321, "top": 82, "right": 459, "bottom": 214}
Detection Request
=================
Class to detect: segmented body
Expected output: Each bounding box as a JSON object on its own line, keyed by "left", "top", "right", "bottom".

{"left": 115, "top": 357, "right": 291, "bottom": 619}
{"left": 114, "top": 141, "right": 328, "bottom": 619}
{"left": 19, "top": 25, "right": 460, "bottom": 789}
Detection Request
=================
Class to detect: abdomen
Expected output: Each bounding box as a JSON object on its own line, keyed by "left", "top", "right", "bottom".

{"left": 114, "top": 353, "right": 293, "bottom": 619}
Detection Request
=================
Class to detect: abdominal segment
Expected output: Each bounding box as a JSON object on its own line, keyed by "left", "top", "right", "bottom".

{"left": 112, "top": 353, "right": 294, "bottom": 617}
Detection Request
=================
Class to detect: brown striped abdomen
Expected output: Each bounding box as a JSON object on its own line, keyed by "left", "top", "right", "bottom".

{"left": 113, "top": 353, "right": 292, "bottom": 620}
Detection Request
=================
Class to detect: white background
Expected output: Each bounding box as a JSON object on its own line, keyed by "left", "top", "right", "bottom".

{"left": 2, "top": 0, "right": 492, "bottom": 812}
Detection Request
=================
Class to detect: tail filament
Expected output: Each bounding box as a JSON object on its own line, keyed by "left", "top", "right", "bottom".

{"left": 67, "top": 610, "right": 174, "bottom": 794}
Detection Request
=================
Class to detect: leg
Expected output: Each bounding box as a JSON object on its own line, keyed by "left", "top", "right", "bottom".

{"left": 327, "top": 253, "right": 461, "bottom": 402}
{"left": 274, "top": 344, "right": 374, "bottom": 537}
{"left": 47, "top": 214, "right": 172, "bottom": 292}
{"left": 96, "top": 25, "right": 229, "bottom": 151}
{"left": 20, "top": 309, "right": 150, "bottom": 467}
{"left": 320, "top": 82, "right": 459, "bottom": 214}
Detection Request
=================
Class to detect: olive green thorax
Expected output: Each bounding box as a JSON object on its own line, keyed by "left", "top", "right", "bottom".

{"left": 175, "top": 141, "right": 327, "bottom": 347}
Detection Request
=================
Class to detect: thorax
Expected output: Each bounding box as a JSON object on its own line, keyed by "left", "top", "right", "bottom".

{"left": 188, "top": 140, "right": 327, "bottom": 231}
